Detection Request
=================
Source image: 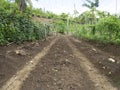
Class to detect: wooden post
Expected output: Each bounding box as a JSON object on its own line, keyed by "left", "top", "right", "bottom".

{"left": 44, "top": 23, "right": 47, "bottom": 40}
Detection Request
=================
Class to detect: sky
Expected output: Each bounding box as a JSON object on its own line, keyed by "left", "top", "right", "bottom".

{"left": 31, "top": 0, "right": 120, "bottom": 15}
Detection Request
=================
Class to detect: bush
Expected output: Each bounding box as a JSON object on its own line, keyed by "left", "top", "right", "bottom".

{"left": 0, "top": 1, "right": 51, "bottom": 45}
{"left": 73, "top": 15, "right": 120, "bottom": 44}
{"left": 96, "top": 16, "right": 120, "bottom": 40}
{"left": 56, "top": 20, "right": 66, "bottom": 34}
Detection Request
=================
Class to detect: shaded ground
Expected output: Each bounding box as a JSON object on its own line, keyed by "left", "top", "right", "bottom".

{"left": 0, "top": 35, "right": 120, "bottom": 90}
{"left": 83, "top": 39, "right": 120, "bottom": 57}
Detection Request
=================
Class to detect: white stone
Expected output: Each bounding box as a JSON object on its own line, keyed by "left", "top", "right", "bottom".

{"left": 108, "top": 58, "right": 115, "bottom": 63}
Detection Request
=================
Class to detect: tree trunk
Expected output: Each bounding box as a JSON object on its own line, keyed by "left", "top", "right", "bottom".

{"left": 20, "top": 0, "right": 26, "bottom": 13}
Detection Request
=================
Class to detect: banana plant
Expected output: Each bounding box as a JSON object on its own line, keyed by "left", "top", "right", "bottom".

{"left": 82, "top": 0, "right": 99, "bottom": 9}
{"left": 82, "top": 0, "right": 99, "bottom": 35}
{"left": 82, "top": 0, "right": 99, "bottom": 23}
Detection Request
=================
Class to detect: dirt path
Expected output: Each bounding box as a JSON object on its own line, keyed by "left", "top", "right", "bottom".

{"left": 20, "top": 35, "right": 117, "bottom": 90}
{"left": 21, "top": 36, "right": 95, "bottom": 90}
{"left": 0, "top": 35, "right": 118, "bottom": 90}
{"left": 0, "top": 37, "right": 58, "bottom": 90}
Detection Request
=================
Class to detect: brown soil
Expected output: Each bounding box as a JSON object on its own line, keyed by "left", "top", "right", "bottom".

{"left": 21, "top": 36, "right": 96, "bottom": 90}
{"left": 0, "top": 36, "right": 54, "bottom": 88}
{"left": 0, "top": 35, "right": 119, "bottom": 90}
{"left": 70, "top": 37, "right": 120, "bottom": 88}
{"left": 83, "top": 39, "right": 120, "bottom": 57}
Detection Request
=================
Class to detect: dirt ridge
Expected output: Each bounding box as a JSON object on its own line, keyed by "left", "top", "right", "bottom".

{"left": 66, "top": 36, "right": 117, "bottom": 90}
{"left": 0, "top": 35, "right": 118, "bottom": 90}
{"left": 0, "top": 37, "right": 58, "bottom": 90}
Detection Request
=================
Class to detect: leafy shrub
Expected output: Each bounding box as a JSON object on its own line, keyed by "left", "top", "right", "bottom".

{"left": 96, "top": 16, "right": 120, "bottom": 40}
{"left": 56, "top": 20, "right": 66, "bottom": 34}
{"left": 0, "top": 0, "right": 51, "bottom": 45}
{"left": 73, "top": 16, "right": 120, "bottom": 44}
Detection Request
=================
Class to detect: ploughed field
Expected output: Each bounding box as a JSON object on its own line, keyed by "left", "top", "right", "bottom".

{"left": 0, "top": 35, "right": 120, "bottom": 90}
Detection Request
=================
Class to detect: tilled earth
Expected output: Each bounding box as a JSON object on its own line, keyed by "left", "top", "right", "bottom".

{"left": 0, "top": 36, "right": 54, "bottom": 88}
{"left": 70, "top": 37, "right": 120, "bottom": 88}
{"left": 21, "top": 37, "right": 95, "bottom": 90}
{"left": 0, "top": 35, "right": 120, "bottom": 90}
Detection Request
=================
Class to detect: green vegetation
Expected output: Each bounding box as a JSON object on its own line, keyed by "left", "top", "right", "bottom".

{"left": 73, "top": 15, "right": 120, "bottom": 44}
{"left": 1, "top": 0, "right": 120, "bottom": 45}
{"left": 0, "top": 0, "right": 51, "bottom": 45}
{"left": 15, "top": 0, "right": 32, "bottom": 13}
{"left": 73, "top": 0, "right": 120, "bottom": 44}
{"left": 95, "top": 16, "right": 120, "bottom": 43}
{"left": 32, "top": 8, "right": 59, "bottom": 19}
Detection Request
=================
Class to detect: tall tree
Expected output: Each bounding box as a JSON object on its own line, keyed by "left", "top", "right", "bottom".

{"left": 15, "top": 0, "right": 32, "bottom": 12}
